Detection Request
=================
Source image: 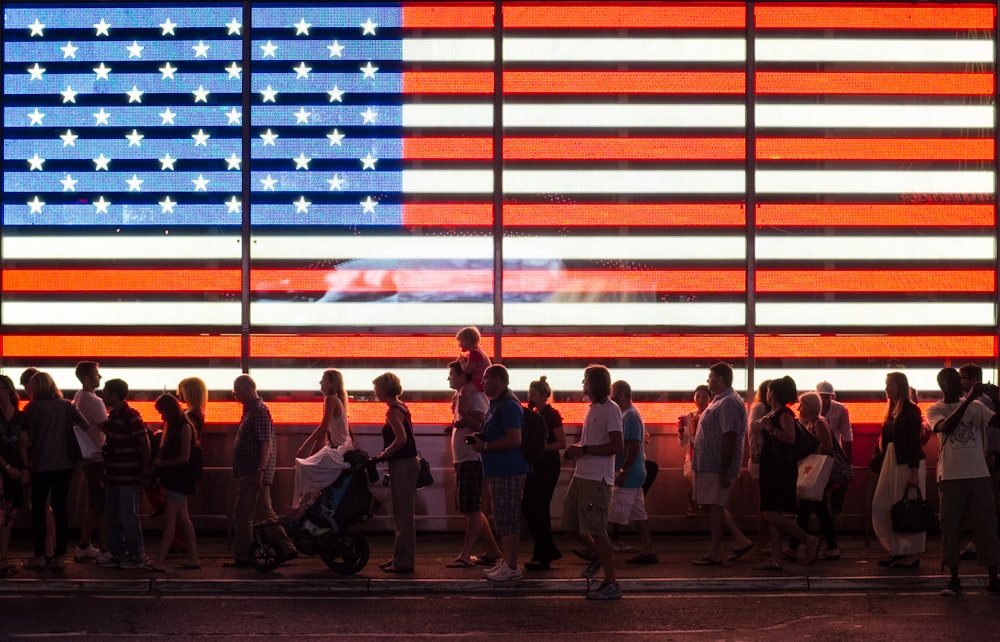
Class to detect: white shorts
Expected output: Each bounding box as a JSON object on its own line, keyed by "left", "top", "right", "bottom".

{"left": 608, "top": 486, "right": 648, "bottom": 525}
{"left": 693, "top": 471, "right": 733, "bottom": 507}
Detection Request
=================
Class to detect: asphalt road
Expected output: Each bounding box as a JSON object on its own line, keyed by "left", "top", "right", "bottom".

{"left": 3, "top": 590, "right": 995, "bottom": 640}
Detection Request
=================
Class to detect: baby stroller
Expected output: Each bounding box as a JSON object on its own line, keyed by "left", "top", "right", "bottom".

{"left": 250, "top": 449, "right": 378, "bottom": 574}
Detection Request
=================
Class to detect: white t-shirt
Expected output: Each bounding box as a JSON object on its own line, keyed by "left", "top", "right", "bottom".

{"left": 926, "top": 399, "right": 993, "bottom": 481}
{"left": 451, "top": 383, "right": 488, "bottom": 464}
{"left": 573, "top": 399, "right": 623, "bottom": 485}
{"left": 73, "top": 389, "right": 108, "bottom": 451}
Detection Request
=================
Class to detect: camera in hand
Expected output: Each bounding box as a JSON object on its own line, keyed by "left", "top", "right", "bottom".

{"left": 464, "top": 434, "right": 480, "bottom": 445}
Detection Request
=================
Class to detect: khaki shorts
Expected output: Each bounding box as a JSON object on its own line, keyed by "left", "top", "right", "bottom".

{"left": 562, "top": 477, "right": 611, "bottom": 537}
{"left": 608, "top": 486, "right": 648, "bottom": 525}
{"left": 693, "top": 471, "right": 733, "bottom": 507}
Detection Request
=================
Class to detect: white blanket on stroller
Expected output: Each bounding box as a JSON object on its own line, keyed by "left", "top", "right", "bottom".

{"left": 292, "top": 439, "right": 353, "bottom": 509}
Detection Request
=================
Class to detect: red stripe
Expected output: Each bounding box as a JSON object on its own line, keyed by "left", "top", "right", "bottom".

{"left": 402, "top": 203, "right": 492, "bottom": 226}
{"left": 402, "top": 71, "right": 493, "bottom": 94}
{"left": 758, "top": 138, "right": 995, "bottom": 162}
{"left": 754, "top": 4, "right": 995, "bottom": 30}
{"left": 403, "top": 137, "right": 492, "bottom": 160}
{"left": 502, "top": 335, "right": 747, "bottom": 359}
{"left": 756, "top": 270, "right": 995, "bottom": 294}
{"left": 3, "top": 269, "right": 239, "bottom": 293}
{"left": 757, "top": 72, "right": 994, "bottom": 96}
{"left": 250, "top": 335, "right": 495, "bottom": 359}
{"left": 503, "top": 203, "right": 746, "bottom": 227}
{"left": 506, "top": 270, "right": 745, "bottom": 293}
{"left": 756, "top": 203, "right": 995, "bottom": 227}
{"left": 505, "top": 137, "right": 745, "bottom": 161}
{"left": 503, "top": 3, "right": 747, "bottom": 29}
{"left": 2, "top": 335, "right": 241, "bottom": 359}
{"left": 503, "top": 71, "right": 745, "bottom": 94}
{"left": 755, "top": 335, "right": 997, "bottom": 359}
{"left": 402, "top": 3, "right": 495, "bottom": 29}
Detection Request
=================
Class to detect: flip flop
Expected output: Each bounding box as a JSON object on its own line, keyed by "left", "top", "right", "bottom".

{"left": 727, "top": 543, "right": 754, "bottom": 562}
{"left": 691, "top": 556, "right": 723, "bottom": 566}
{"left": 140, "top": 563, "right": 166, "bottom": 573}
{"left": 445, "top": 558, "right": 474, "bottom": 568}
{"left": 176, "top": 563, "right": 202, "bottom": 570}
{"left": 472, "top": 555, "right": 499, "bottom": 566}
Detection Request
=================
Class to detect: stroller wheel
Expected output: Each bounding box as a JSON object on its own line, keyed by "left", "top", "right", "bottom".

{"left": 249, "top": 534, "right": 282, "bottom": 573}
{"left": 319, "top": 529, "right": 370, "bottom": 575}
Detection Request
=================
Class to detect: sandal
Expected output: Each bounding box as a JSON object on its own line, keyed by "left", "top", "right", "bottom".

{"left": 691, "top": 555, "right": 723, "bottom": 566}
{"left": 472, "top": 555, "right": 499, "bottom": 566}
{"left": 727, "top": 543, "right": 754, "bottom": 562}
{"left": 755, "top": 559, "right": 784, "bottom": 572}
{"left": 445, "top": 558, "right": 474, "bottom": 568}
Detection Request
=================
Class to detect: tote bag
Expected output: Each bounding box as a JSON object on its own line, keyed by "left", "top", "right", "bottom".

{"left": 796, "top": 453, "right": 833, "bottom": 501}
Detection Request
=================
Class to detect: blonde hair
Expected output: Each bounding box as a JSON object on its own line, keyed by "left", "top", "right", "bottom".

{"left": 27, "top": 371, "right": 62, "bottom": 400}
{"left": 798, "top": 391, "right": 821, "bottom": 415}
{"left": 372, "top": 372, "right": 402, "bottom": 398}
{"left": 177, "top": 377, "right": 208, "bottom": 412}
{"left": 529, "top": 375, "right": 552, "bottom": 402}
{"left": 323, "top": 369, "right": 348, "bottom": 407}
{"left": 455, "top": 326, "right": 481, "bottom": 346}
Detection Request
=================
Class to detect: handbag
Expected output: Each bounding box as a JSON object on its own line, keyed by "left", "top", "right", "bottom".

{"left": 415, "top": 454, "right": 434, "bottom": 489}
{"left": 891, "top": 486, "right": 935, "bottom": 533}
{"left": 829, "top": 441, "right": 855, "bottom": 485}
{"left": 869, "top": 438, "right": 884, "bottom": 474}
{"left": 796, "top": 453, "right": 833, "bottom": 501}
{"left": 792, "top": 420, "right": 820, "bottom": 461}
{"left": 73, "top": 425, "right": 102, "bottom": 461}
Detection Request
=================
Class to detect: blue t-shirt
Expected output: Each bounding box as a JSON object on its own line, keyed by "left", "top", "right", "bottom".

{"left": 615, "top": 407, "right": 646, "bottom": 489}
{"left": 480, "top": 392, "right": 528, "bottom": 478}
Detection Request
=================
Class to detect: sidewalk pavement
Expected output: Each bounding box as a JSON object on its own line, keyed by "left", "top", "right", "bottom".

{"left": 0, "top": 530, "right": 984, "bottom": 596}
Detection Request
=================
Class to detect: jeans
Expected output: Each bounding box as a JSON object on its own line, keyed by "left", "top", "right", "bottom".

{"left": 105, "top": 483, "right": 145, "bottom": 562}
{"left": 31, "top": 468, "right": 73, "bottom": 557}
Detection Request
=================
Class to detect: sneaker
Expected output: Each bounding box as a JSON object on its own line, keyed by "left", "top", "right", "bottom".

{"left": 97, "top": 552, "right": 120, "bottom": 568}
{"left": 611, "top": 540, "right": 638, "bottom": 554}
{"left": 119, "top": 556, "right": 149, "bottom": 570}
{"left": 626, "top": 553, "right": 658, "bottom": 565}
{"left": 485, "top": 564, "right": 522, "bottom": 582}
{"left": 74, "top": 544, "right": 99, "bottom": 562}
{"left": 581, "top": 558, "right": 602, "bottom": 579}
{"left": 940, "top": 580, "right": 962, "bottom": 597}
{"left": 586, "top": 581, "right": 623, "bottom": 600}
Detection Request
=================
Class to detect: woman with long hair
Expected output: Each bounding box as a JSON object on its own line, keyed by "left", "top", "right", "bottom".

{"left": 0, "top": 375, "right": 27, "bottom": 577}
{"left": 747, "top": 379, "right": 773, "bottom": 553}
{"left": 291, "top": 369, "right": 353, "bottom": 509}
{"left": 871, "top": 371, "right": 926, "bottom": 569}
{"left": 374, "top": 372, "right": 419, "bottom": 573}
{"left": 176, "top": 377, "right": 208, "bottom": 438}
{"left": 522, "top": 375, "right": 566, "bottom": 570}
{"left": 148, "top": 394, "right": 200, "bottom": 571}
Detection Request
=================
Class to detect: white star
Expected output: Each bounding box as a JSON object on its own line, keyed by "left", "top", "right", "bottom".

{"left": 293, "top": 62, "right": 312, "bottom": 79}
{"left": 93, "top": 108, "right": 110, "bottom": 125}
{"left": 60, "top": 85, "right": 78, "bottom": 103}
{"left": 126, "top": 85, "right": 144, "bottom": 103}
{"left": 192, "top": 40, "right": 210, "bottom": 58}
{"left": 60, "top": 41, "right": 78, "bottom": 59}
{"left": 293, "top": 107, "right": 311, "bottom": 124}
{"left": 192, "top": 85, "right": 210, "bottom": 102}
{"left": 93, "top": 196, "right": 111, "bottom": 214}
{"left": 92, "top": 154, "right": 110, "bottom": 170}
{"left": 326, "top": 129, "right": 345, "bottom": 146}
{"left": 260, "top": 174, "right": 278, "bottom": 190}
{"left": 260, "top": 40, "right": 278, "bottom": 58}
{"left": 192, "top": 129, "right": 210, "bottom": 146}
{"left": 160, "top": 18, "right": 177, "bottom": 36}
{"left": 93, "top": 18, "right": 111, "bottom": 36}
{"left": 60, "top": 129, "right": 78, "bottom": 147}
{"left": 159, "top": 196, "right": 177, "bottom": 214}
{"left": 360, "top": 18, "right": 378, "bottom": 35}
{"left": 360, "top": 196, "right": 377, "bottom": 213}
{"left": 260, "top": 129, "right": 279, "bottom": 146}
{"left": 192, "top": 174, "right": 209, "bottom": 191}
{"left": 159, "top": 107, "right": 177, "bottom": 125}
{"left": 293, "top": 196, "right": 311, "bottom": 213}
{"left": 360, "top": 153, "right": 378, "bottom": 170}
{"left": 225, "top": 108, "right": 241, "bottom": 125}
{"left": 293, "top": 153, "right": 311, "bottom": 170}
{"left": 127, "top": 40, "right": 144, "bottom": 59}
{"left": 28, "top": 18, "right": 45, "bottom": 37}
{"left": 327, "top": 40, "right": 344, "bottom": 57}
{"left": 225, "top": 153, "right": 241, "bottom": 170}
{"left": 225, "top": 62, "right": 241, "bottom": 79}
{"left": 360, "top": 61, "right": 379, "bottom": 79}
{"left": 126, "top": 174, "right": 144, "bottom": 191}
{"left": 226, "top": 18, "right": 241, "bottom": 35}
{"left": 159, "top": 62, "right": 177, "bottom": 79}
{"left": 327, "top": 86, "right": 345, "bottom": 102}
{"left": 360, "top": 107, "right": 378, "bottom": 124}
{"left": 27, "top": 196, "right": 45, "bottom": 214}
{"left": 27, "top": 63, "right": 45, "bottom": 80}
{"left": 27, "top": 154, "right": 45, "bottom": 170}
{"left": 327, "top": 174, "right": 345, "bottom": 191}
{"left": 60, "top": 174, "right": 78, "bottom": 191}
{"left": 159, "top": 153, "right": 176, "bottom": 170}
{"left": 93, "top": 62, "right": 111, "bottom": 80}
{"left": 27, "top": 108, "right": 45, "bottom": 126}
{"left": 294, "top": 18, "right": 311, "bottom": 35}
{"left": 260, "top": 85, "right": 278, "bottom": 103}
{"left": 125, "top": 129, "right": 144, "bottom": 147}
{"left": 226, "top": 196, "right": 241, "bottom": 213}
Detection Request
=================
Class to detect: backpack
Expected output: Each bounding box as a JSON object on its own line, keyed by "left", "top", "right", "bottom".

{"left": 499, "top": 391, "right": 547, "bottom": 468}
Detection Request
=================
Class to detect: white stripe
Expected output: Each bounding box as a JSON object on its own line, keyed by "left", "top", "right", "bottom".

{"left": 401, "top": 103, "right": 493, "bottom": 128}
{"left": 504, "top": 302, "right": 745, "bottom": 326}
{"left": 757, "top": 302, "right": 994, "bottom": 327}
{"left": 27, "top": 368, "right": 244, "bottom": 395}
{"left": 250, "top": 302, "right": 493, "bottom": 326}
{"left": 506, "top": 236, "right": 746, "bottom": 261}
{"left": 504, "top": 38, "right": 746, "bottom": 62}
{"left": 753, "top": 368, "right": 965, "bottom": 395}
{"left": 504, "top": 170, "right": 746, "bottom": 194}
{"left": 2, "top": 235, "right": 242, "bottom": 260}
{"left": 757, "top": 170, "right": 994, "bottom": 195}
{"left": 504, "top": 104, "right": 745, "bottom": 129}
{"left": 756, "top": 104, "right": 993, "bottom": 129}
{"left": 402, "top": 38, "right": 494, "bottom": 62}
{"left": 250, "top": 235, "right": 492, "bottom": 259}
{"left": 756, "top": 38, "right": 993, "bottom": 63}
{"left": 757, "top": 236, "right": 995, "bottom": 261}
{"left": 401, "top": 169, "right": 493, "bottom": 193}
{"left": 3, "top": 302, "right": 240, "bottom": 325}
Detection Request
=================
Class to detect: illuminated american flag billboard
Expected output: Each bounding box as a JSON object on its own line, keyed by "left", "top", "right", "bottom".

{"left": 1, "top": 1, "right": 996, "bottom": 425}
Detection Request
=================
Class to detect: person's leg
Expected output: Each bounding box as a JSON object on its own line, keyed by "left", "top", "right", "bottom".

{"left": 592, "top": 532, "right": 616, "bottom": 584}
{"left": 813, "top": 497, "right": 839, "bottom": 552}
{"left": 387, "top": 458, "right": 419, "bottom": 570}
{"left": 121, "top": 484, "right": 145, "bottom": 563}
{"left": 29, "top": 471, "right": 52, "bottom": 559}
{"left": 938, "top": 479, "right": 963, "bottom": 570}
{"left": 104, "top": 484, "right": 124, "bottom": 561}
{"left": 966, "top": 477, "right": 1000, "bottom": 568}
{"left": 789, "top": 501, "right": 813, "bottom": 551}
{"left": 521, "top": 470, "right": 545, "bottom": 561}
{"left": 257, "top": 485, "right": 296, "bottom": 555}
{"left": 635, "top": 520, "right": 654, "bottom": 556}
{"left": 155, "top": 497, "right": 182, "bottom": 568}
{"left": 48, "top": 469, "right": 74, "bottom": 562}
{"left": 175, "top": 499, "right": 200, "bottom": 567}
{"left": 706, "top": 504, "right": 725, "bottom": 560}
{"left": 722, "top": 507, "right": 753, "bottom": 550}
{"left": 231, "top": 475, "right": 258, "bottom": 562}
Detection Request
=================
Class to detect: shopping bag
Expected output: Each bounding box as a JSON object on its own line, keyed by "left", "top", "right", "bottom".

{"left": 796, "top": 453, "right": 833, "bottom": 501}
{"left": 74, "top": 425, "right": 102, "bottom": 461}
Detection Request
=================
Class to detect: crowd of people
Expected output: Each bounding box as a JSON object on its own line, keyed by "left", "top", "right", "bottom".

{"left": 1, "top": 326, "right": 999, "bottom": 599}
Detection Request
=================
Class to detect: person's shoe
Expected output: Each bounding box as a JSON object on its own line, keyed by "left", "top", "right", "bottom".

{"left": 586, "top": 581, "right": 623, "bottom": 600}
{"left": 626, "top": 553, "right": 658, "bottom": 565}
{"left": 74, "top": 544, "right": 99, "bottom": 562}
{"left": 97, "top": 552, "right": 120, "bottom": 568}
{"left": 485, "top": 564, "right": 522, "bottom": 582}
{"left": 581, "top": 558, "right": 602, "bottom": 579}
{"left": 959, "top": 546, "right": 977, "bottom": 561}
{"left": 612, "top": 540, "right": 638, "bottom": 553}
{"left": 48, "top": 556, "right": 66, "bottom": 572}
{"left": 940, "top": 580, "right": 962, "bottom": 597}
{"left": 524, "top": 560, "right": 551, "bottom": 571}
{"left": 571, "top": 548, "right": 596, "bottom": 562}
{"left": 821, "top": 548, "right": 841, "bottom": 561}
{"left": 119, "top": 556, "right": 149, "bottom": 570}
{"left": 26, "top": 556, "right": 48, "bottom": 570}
{"left": 877, "top": 555, "right": 904, "bottom": 567}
